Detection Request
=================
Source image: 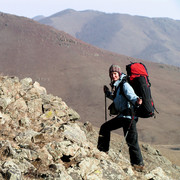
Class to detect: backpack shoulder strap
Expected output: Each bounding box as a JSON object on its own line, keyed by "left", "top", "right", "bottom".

{"left": 119, "top": 77, "right": 136, "bottom": 117}
{"left": 119, "top": 76, "right": 127, "bottom": 96}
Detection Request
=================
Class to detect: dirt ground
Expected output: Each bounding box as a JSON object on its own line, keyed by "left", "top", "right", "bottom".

{"left": 153, "top": 144, "right": 180, "bottom": 166}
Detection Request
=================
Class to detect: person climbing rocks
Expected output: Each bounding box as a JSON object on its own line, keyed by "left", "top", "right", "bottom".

{"left": 97, "top": 64, "right": 144, "bottom": 171}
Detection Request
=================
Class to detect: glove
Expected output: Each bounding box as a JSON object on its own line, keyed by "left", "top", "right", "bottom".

{"left": 104, "top": 85, "right": 109, "bottom": 93}
{"left": 104, "top": 85, "right": 111, "bottom": 97}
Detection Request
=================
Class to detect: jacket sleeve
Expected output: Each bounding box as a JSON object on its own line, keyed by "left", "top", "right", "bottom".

{"left": 123, "top": 82, "right": 138, "bottom": 105}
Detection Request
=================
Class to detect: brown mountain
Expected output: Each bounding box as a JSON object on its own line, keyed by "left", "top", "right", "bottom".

{"left": 0, "top": 12, "right": 180, "bottom": 149}
{"left": 38, "top": 9, "right": 180, "bottom": 67}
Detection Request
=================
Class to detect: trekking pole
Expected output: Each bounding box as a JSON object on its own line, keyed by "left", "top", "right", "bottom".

{"left": 115, "top": 115, "right": 134, "bottom": 161}
{"left": 105, "top": 94, "right": 107, "bottom": 122}
{"left": 119, "top": 117, "right": 133, "bottom": 152}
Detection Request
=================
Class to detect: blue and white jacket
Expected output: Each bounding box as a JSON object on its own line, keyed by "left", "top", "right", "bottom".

{"left": 108, "top": 74, "right": 139, "bottom": 119}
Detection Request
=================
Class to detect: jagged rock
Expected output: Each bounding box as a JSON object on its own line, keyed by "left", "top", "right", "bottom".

{"left": 0, "top": 140, "right": 17, "bottom": 158}
{"left": 99, "top": 159, "right": 126, "bottom": 179}
{"left": 18, "top": 117, "right": 31, "bottom": 127}
{"left": 63, "top": 123, "right": 87, "bottom": 145}
{"left": 0, "top": 75, "right": 179, "bottom": 180}
{"left": 142, "top": 144, "right": 161, "bottom": 155}
{"left": 83, "top": 121, "right": 93, "bottom": 132}
{"left": 1, "top": 160, "right": 22, "bottom": 180}
{"left": 33, "top": 81, "right": 47, "bottom": 95}
{"left": 20, "top": 77, "right": 33, "bottom": 91}
{"left": 123, "top": 166, "right": 134, "bottom": 176}
{"left": 79, "top": 157, "right": 102, "bottom": 179}
{"left": 68, "top": 108, "right": 80, "bottom": 121}
{"left": 145, "top": 167, "right": 170, "bottom": 180}
{"left": 0, "top": 97, "right": 12, "bottom": 110}
{"left": 14, "top": 130, "right": 40, "bottom": 145}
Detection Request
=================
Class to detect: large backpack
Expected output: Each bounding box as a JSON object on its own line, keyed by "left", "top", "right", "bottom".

{"left": 126, "top": 62, "right": 157, "bottom": 118}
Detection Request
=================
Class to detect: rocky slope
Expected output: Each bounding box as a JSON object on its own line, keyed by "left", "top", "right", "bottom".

{"left": 0, "top": 75, "right": 179, "bottom": 179}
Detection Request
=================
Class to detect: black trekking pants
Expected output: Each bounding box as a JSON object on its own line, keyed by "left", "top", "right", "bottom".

{"left": 97, "top": 116, "right": 143, "bottom": 166}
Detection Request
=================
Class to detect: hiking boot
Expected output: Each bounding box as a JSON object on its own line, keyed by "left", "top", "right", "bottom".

{"left": 132, "top": 164, "right": 145, "bottom": 172}
{"left": 101, "top": 151, "right": 108, "bottom": 155}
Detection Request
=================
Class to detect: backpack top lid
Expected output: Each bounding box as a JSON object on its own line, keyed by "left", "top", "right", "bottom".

{"left": 126, "top": 63, "right": 148, "bottom": 81}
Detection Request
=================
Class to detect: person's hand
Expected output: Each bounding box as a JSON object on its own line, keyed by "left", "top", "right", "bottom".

{"left": 104, "top": 85, "right": 110, "bottom": 97}
{"left": 103, "top": 85, "right": 109, "bottom": 93}
{"left": 136, "top": 98, "right": 142, "bottom": 105}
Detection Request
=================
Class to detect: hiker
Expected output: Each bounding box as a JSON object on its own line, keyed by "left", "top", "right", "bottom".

{"left": 97, "top": 64, "right": 144, "bottom": 170}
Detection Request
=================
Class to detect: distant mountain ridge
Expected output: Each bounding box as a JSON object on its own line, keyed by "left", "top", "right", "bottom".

{"left": 33, "top": 15, "right": 46, "bottom": 21}
{"left": 37, "top": 9, "right": 180, "bottom": 67}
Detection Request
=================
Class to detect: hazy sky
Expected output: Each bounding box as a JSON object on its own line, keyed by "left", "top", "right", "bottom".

{"left": 1, "top": 0, "right": 180, "bottom": 20}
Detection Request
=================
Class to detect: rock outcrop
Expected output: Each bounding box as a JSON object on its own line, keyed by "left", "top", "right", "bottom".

{"left": 0, "top": 76, "right": 179, "bottom": 179}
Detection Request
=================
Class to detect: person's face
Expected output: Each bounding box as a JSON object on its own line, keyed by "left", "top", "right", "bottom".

{"left": 110, "top": 71, "right": 120, "bottom": 81}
